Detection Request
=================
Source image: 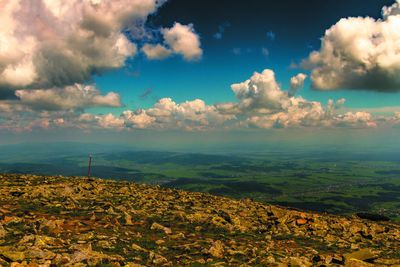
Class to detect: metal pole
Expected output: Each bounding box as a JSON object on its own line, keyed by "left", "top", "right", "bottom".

{"left": 88, "top": 155, "right": 92, "bottom": 179}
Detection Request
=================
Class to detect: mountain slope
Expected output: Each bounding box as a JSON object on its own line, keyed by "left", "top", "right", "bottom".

{"left": 0, "top": 174, "right": 399, "bottom": 266}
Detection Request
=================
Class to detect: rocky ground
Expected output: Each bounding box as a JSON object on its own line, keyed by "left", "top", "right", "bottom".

{"left": 0, "top": 174, "right": 399, "bottom": 266}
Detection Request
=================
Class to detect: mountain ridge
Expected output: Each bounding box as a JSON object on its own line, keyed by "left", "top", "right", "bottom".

{"left": 0, "top": 173, "right": 399, "bottom": 266}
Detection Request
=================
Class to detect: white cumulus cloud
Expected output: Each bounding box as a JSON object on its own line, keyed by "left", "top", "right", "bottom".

{"left": 122, "top": 109, "right": 156, "bottom": 129}
{"left": 0, "top": 0, "right": 165, "bottom": 91}
{"left": 123, "top": 98, "right": 234, "bottom": 131}
{"left": 382, "top": 0, "right": 400, "bottom": 18}
{"left": 289, "top": 73, "right": 307, "bottom": 96}
{"left": 220, "top": 69, "right": 376, "bottom": 129}
{"left": 162, "top": 23, "right": 203, "bottom": 61}
{"left": 0, "top": 68, "right": 391, "bottom": 132}
{"left": 141, "top": 44, "right": 172, "bottom": 60}
{"left": 303, "top": 0, "right": 400, "bottom": 91}
{"left": 15, "top": 84, "right": 121, "bottom": 111}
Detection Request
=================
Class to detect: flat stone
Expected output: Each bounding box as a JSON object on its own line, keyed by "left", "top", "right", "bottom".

{"left": 344, "top": 248, "right": 378, "bottom": 262}
{"left": 1, "top": 251, "right": 25, "bottom": 262}
{"left": 209, "top": 240, "right": 224, "bottom": 258}
{"left": 296, "top": 218, "right": 307, "bottom": 225}
{"left": 345, "top": 258, "right": 375, "bottom": 267}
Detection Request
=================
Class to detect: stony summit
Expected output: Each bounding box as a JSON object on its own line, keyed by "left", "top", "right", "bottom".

{"left": 0, "top": 174, "right": 399, "bottom": 266}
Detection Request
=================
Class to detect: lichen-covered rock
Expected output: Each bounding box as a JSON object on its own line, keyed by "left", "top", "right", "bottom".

{"left": 0, "top": 174, "right": 398, "bottom": 266}
{"left": 1, "top": 250, "right": 25, "bottom": 262}
{"left": 0, "top": 224, "right": 6, "bottom": 239}
{"left": 150, "top": 222, "right": 172, "bottom": 235}
{"left": 344, "top": 248, "right": 379, "bottom": 262}
{"left": 209, "top": 240, "right": 224, "bottom": 258}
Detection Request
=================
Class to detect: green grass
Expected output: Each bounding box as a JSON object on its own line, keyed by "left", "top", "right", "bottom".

{"left": 2, "top": 151, "right": 400, "bottom": 221}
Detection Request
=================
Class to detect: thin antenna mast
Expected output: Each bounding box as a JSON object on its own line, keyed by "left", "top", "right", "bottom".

{"left": 87, "top": 155, "right": 92, "bottom": 179}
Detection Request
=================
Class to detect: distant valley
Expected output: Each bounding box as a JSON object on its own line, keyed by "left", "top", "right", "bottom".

{"left": 0, "top": 143, "right": 399, "bottom": 221}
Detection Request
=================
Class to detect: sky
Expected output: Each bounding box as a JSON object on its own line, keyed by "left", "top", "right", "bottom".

{"left": 1, "top": 0, "right": 400, "bottom": 147}
{"left": 94, "top": 0, "right": 400, "bottom": 110}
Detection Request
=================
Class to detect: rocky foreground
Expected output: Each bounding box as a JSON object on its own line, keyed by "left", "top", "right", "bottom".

{"left": 0, "top": 174, "right": 399, "bottom": 266}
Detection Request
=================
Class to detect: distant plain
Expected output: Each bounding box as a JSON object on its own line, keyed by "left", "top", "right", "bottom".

{"left": 0, "top": 142, "right": 399, "bottom": 221}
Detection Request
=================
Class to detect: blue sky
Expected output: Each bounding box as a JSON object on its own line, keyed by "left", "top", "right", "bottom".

{"left": 92, "top": 0, "right": 400, "bottom": 114}
{"left": 1, "top": 0, "right": 400, "bottom": 138}
{"left": 93, "top": 48, "right": 400, "bottom": 113}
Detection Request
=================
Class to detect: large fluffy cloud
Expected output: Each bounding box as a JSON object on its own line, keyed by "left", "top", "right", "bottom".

{"left": 289, "top": 73, "right": 307, "bottom": 97}
{"left": 0, "top": 69, "right": 391, "bottom": 132}
{"left": 122, "top": 110, "right": 156, "bottom": 129}
{"left": 141, "top": 44, "right": 172, "bottom": 60}
{"left": 0, "top": 0, "right": 210, "bottom": 132}
{"left": 79, "top": 113, "right": 125, "bottom": 130}
{"left": 141, "top": 23, "right": 203, "bottom": 61}
{"left": 15, "top": 84, "right": 121, "bottom": 111}
{"left": 162, "top": 23, "right": 203, "bottom": 61}
{"left": 69, "top": 98, "right": 234, "bottom": 132}
{"left": 78, "top": 70, "right": 380, "bottom": 131}
{"left": 303, "top": 0, "right": 400, "bottom": 91}
{"left": 122, "top": 98, "right": 234, "bottom": 131}
{"left": 382, "top": 0, "right": 400, "bottom": 18}
{"left": 220, "top": 70, "right": 376, "bottom": 128}
{"left": 0, "top": 0, "right": 169, "bottom": 90}
{"left": 0, "top": 0, "right": 206, "bottom": 123}
{"left": 229, "top": 69, "right": 286, "bottom": 112}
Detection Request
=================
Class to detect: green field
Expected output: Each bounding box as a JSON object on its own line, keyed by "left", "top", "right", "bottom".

{"left": 0, "top": 144, "right": 399, "bottom": 221}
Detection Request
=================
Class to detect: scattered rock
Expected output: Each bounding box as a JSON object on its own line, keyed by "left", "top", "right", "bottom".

{"left": 0, "top": 174, "right": 398, "bottom": 266}
{"left": 124, "top": 263, "right": 147, "bottom": 267}
{"left": 290, "top": 256, "right": 312, "bottom": 266}
{"left": 296, "top": 218, "right": 307, "bottom": 225}
{"left": 1, "top": 251, "right": 25, "bottom": 262}
{"left": 151, "top": 222, "right": 172, "bottom": 235}
{"left": 25, "top": 248, "right": 56, "bottom": 260}
{"left": 344, "top": 248, "right": 379, "bottom": 262}
{"left": 124, "top": 212, "right": 134, "bottom": 226}
{"left": 209, "top": 240, "right": 224, "bottom": 258}
{"left": 155, "top": 239, "right": 165, "bottom": 245}
{"left": 345, "top": 258, "right": 375, "bottom": 267}
{"left": 97, "top": 240, "right": 112, "bottom": 249}
{"left": 0, "top": 225, "right": 6, "bottom": 239}
{"left": 169, "top": 232, "right": 185, "bottom": 240}
{"left": 149, "top": 251, "right": 169, "bottom": 265}
{"left": 131, "top": 243, "right": 147, "bottom": 252}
